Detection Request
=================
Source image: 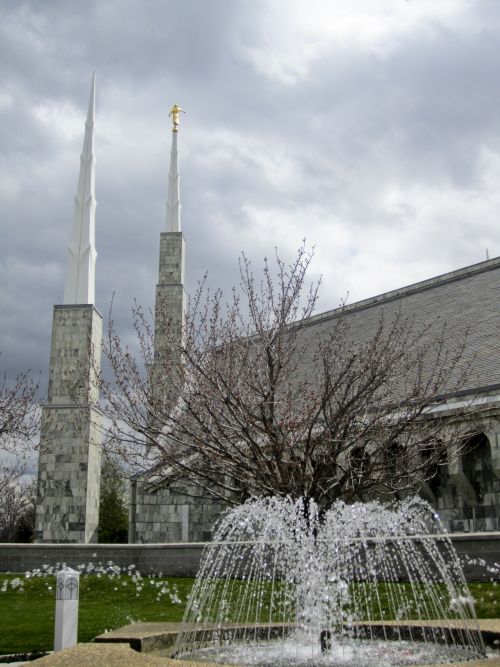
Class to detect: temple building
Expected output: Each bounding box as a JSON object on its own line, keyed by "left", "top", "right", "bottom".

{"left": 130, "top": 253, "right": 500, "bottom": 542}
{"left": 35, "top": 77, "right": 500, "bottom": 544}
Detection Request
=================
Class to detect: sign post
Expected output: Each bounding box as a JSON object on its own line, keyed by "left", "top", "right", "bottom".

{"left": 54, "top": 567, "right": 80, "bottom": 651}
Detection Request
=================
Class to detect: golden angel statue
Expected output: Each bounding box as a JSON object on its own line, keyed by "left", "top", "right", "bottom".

{"left": 169, "top": 104, "right": 185, "bottom": 132}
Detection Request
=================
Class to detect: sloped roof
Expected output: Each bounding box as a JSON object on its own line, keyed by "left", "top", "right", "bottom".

{"left": 302, "top": 256, "right": 500, "bottom": 397}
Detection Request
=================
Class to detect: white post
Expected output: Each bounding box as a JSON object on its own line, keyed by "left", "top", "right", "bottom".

{"left": 54, "top": 567, "right": 80, "bottom": 651}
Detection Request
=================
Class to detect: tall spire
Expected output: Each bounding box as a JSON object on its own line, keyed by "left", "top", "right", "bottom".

{"left": 166, "top": 104, "right": 184, "bottom": 232}
{"left": 64, "top": 73, "right": 97, "bottom": 304}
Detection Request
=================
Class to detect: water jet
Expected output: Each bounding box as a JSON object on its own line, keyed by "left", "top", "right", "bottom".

{"left": 173, "top": 496, "right": 488, "bottom": 666}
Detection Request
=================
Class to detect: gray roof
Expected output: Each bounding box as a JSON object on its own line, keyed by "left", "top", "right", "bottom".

{"left": 302, "top": 256, "right": 500, "bottom": 397}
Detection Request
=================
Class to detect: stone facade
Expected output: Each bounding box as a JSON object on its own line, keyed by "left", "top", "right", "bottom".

{"left": 158, "top": 232, "right": 185, "bottom": 289}
{"left": 152, "top": 231, "right": 186, "bottom": 408}
{"left": 35, "top": 304, "right": 102, "bottom": 543}
{"left": 132, "top": 229, "right": 196, "bottom": 543}
{"left": 129, "top": 477, "right": 226, "bottom": 543}
{"left": 155, "top": 232, "right": 185, "bottom": 343}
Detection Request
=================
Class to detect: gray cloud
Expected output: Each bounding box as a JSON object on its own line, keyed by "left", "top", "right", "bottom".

{"left": 2, "top": 0, "right": 500, "bottom": 391}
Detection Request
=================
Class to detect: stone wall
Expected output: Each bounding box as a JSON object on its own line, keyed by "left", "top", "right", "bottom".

{"left": 0, "top": 533, "right": 498, "bottom": 580}
{"left": 0, "top": 543, "right": 203, "bottom": 577}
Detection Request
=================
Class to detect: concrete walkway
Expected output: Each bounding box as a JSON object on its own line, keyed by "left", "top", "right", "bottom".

{"left": 22, "top": 643, "right": 237, "bottom": 666}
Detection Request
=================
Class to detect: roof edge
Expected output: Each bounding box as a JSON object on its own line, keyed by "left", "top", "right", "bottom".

{"left": 308, "top": 255, "right": 500, "bottom": 325}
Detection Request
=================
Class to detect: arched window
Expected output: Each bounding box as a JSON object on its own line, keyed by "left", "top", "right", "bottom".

{"left": 462, "top": 433, "right": 493, "bottom": 504}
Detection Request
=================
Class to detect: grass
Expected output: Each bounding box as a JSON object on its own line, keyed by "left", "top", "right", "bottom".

{"left": 0, "top": 571, "right": 194, "bottom": 655}
{"left": 469, "top": 582, "right": 500, "bottom": 618}
{"left": 184, "top": 579, "right": 500, "bottom": 626}
{"left": 0, "top": 572, "right": 498, "bottom": 656}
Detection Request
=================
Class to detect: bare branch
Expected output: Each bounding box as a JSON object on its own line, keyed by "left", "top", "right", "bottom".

{"left": 97, "top": 244, "right": 481, "bottom": 509}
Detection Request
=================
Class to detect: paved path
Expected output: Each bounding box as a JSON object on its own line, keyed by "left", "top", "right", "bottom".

{"left": 20, "top": 643, "right": 236, "bottom": 666}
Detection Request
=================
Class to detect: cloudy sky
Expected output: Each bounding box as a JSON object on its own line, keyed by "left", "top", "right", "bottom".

{"left": 2, "top": 0, "right": 500, "bottom": 386}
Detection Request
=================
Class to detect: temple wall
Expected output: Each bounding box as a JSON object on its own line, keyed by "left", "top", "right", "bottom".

{"left": 130, "top": 479, "right": 227, "bottom": 544}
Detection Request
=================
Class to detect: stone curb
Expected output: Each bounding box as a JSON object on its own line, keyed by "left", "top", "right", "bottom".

{"left": 95, "top": 620, "right": 500, "bottom": 666}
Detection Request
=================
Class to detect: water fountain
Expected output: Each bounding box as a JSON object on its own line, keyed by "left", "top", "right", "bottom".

{"left": 173, "top": 496, "right": 487, "bottom": 666}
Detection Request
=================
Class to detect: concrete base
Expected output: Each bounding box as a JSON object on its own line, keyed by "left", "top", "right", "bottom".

{"left": 94, "top": 620, "right": 500, "bottom": 666}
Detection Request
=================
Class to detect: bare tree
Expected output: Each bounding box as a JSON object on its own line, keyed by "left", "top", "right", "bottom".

{"left": 0, "top": 366, "right": 39, "bottom": 457}
{"left": 99, "top": 244, "right": 477, "bottom": 509}
{"left": 0, "top": 476, "right": 36, "bottom": 542}
{"left": 0, "top": 362, "right": 39, "bottom": 540}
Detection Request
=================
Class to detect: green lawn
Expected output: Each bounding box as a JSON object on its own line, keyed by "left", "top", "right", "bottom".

{"left": 0, "top": 572, "right": 498, "bottom": 656}
{"left": 0, "top": 572, "right": 194, "bottom": 655}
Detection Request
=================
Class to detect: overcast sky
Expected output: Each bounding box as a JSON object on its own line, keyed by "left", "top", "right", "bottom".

{"left": 2, "top": 0, "right": 500, "bottom": 386}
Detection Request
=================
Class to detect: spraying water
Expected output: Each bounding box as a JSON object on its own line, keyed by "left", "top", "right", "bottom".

{"left": 174, "top": 496, "right": 486, "bottom": 666}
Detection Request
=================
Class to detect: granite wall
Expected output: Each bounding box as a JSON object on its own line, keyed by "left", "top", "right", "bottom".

{"left": 0, "top": 533, "right": 499, "bottom": 580}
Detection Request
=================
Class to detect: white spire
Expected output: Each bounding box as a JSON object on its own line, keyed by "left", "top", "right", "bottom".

{"left": 64, "top": 73, "right": 97, "bottom": 305}
{"left": 166, "top": 119, "right": 181, "bottom": 232}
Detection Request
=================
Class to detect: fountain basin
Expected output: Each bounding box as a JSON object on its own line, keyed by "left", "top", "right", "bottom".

{"left": 95, "top": 620, "right": 500, "bottom": 666}
{"left": 179, "top": 635, "right": 486, "bottom": 667}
